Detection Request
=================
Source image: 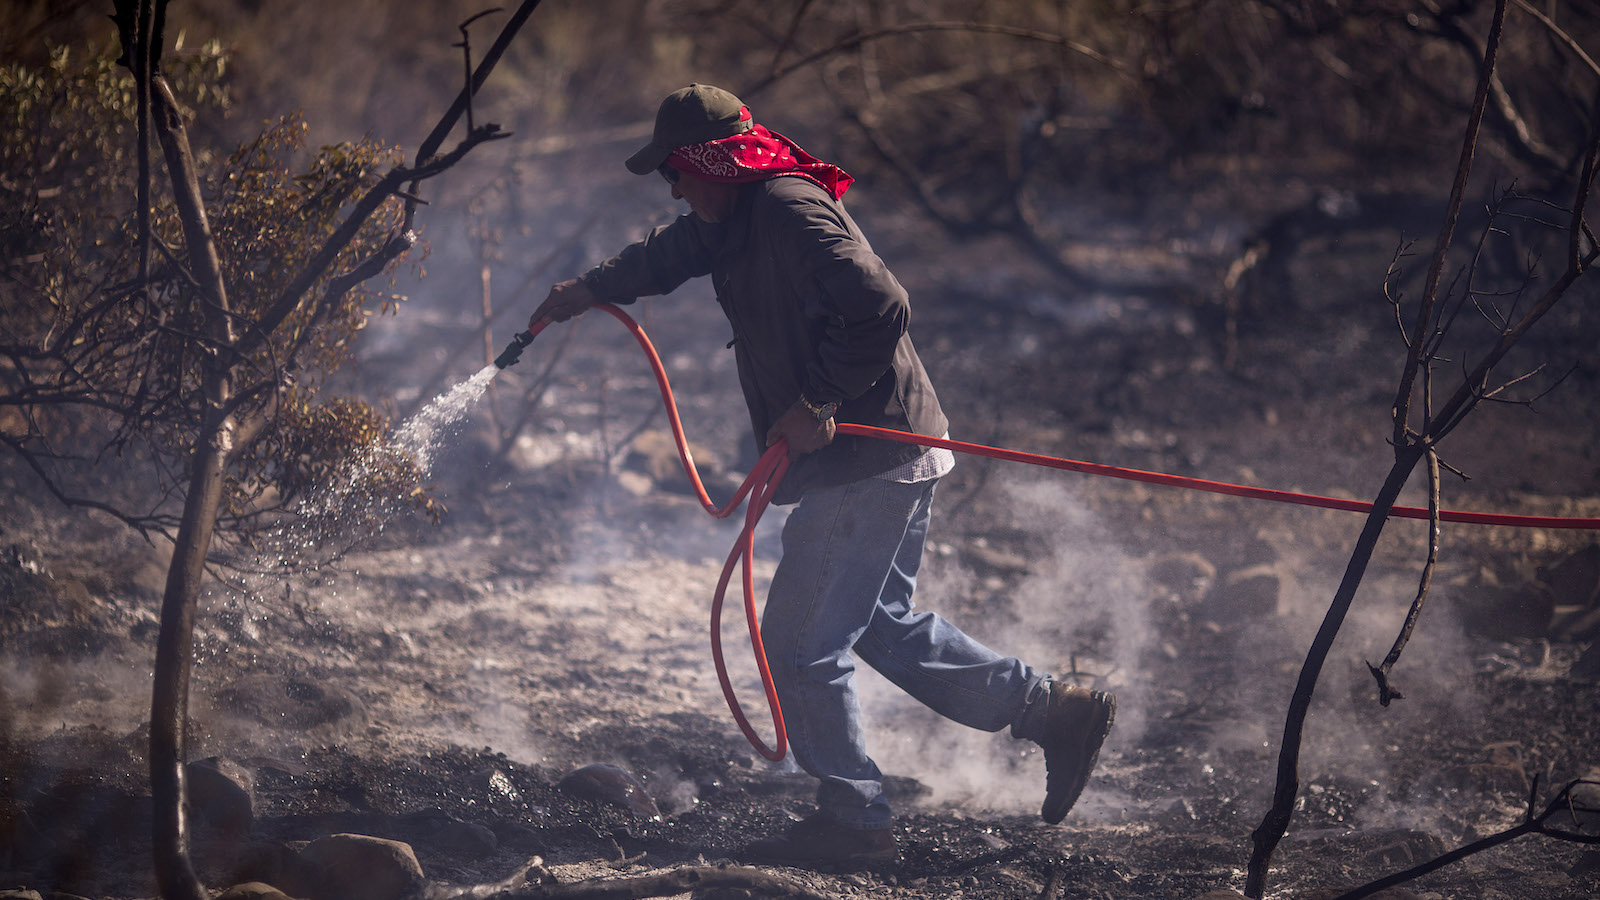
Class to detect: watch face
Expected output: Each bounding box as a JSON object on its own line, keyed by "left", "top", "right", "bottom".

{"left": 801, "top": 396, "right": 836, "bottom": 420}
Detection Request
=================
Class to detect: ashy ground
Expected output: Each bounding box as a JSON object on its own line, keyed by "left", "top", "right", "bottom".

{"left": 3, "top": 174, "right": 1599, "bottom": 900}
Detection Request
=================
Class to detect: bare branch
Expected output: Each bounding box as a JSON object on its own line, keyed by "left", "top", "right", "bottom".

{"left": 1421, "top": 0, "right": 1567, "bottom": 170}
{"left": 1383, "top": 240, "right": 1418, "bottom": 347}
{"left": 1511, "top": 0, "right": 1600, "bottom": 80}
{"left": 1429, "top": 240, "right": 1595, "bottom": 443}
{"left": 742, "top": 21, "right": 1132, "bottom": 99}
{"left": 406, "top": 0, "right": 544, "bottom": 213}
{"left": 1331, "top": 778, "right": 1600, "bottom": 900}
{"left": 1478, "top": 360, "right": 1549, "bottom": 400}
{"left": 1250, "top": 7, "right": 1515, "bottom": 896}
{"left": 1391, "top": 0, "right": 1508, "bottom": 454}
{"left": 1367, "top": 448, "right": 1442, "bottom": 706}
{"left": 240, "top": 124, "right": 508, "bottom": 361}
{"left": 453, "top": 8, "right": 504, "bottom": 133}
{"left": 0, "top": 432, "right": 175, "bottom": 540}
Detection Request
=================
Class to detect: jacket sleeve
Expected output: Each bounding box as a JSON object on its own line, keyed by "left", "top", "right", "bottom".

{"left": 773, "top": 191, "right": 909, "bottom": 405}
{"left": 581, "top": 215, "right": 714, "bottom": 303}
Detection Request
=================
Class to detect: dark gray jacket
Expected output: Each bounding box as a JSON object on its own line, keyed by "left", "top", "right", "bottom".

{"left": 581, "top": 175, "right": 947, "bottom": 503}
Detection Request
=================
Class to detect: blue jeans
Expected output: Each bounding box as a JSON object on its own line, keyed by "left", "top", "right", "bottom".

{"left": 760, "top": 476, "right": 1044, "bottom": 828}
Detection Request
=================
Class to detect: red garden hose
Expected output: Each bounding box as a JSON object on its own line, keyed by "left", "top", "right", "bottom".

{"left": 506, "top": 304, "right": 1600, "bottom": 760}
{"left": 519, "top": 307, "right": 795, "bottom": 759}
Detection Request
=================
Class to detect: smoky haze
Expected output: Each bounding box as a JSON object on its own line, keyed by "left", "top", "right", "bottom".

{"left": 4, "top": 4, "right": 1599, "bottom": 898}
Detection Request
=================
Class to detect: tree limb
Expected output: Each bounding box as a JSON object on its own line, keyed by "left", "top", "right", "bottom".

{"left": 240, "top": 124, "right": 506, "bottom": 361}
{"left": 1367, "top": 447, "right": 1442, "bottom": 706}
{"left": 1391, "top": 0, "right": 1507, "bottom": 456}
{"left": 742, "top": 21, "right": 1131, "bottom": 98}
{"left": 1245, "top": 449, "right": 1427, "bottom": 898}
{"left": 1250, "top": 5, "right": 1512, "bottom": 896}
{"left": 1511, "top": 0, "right": 1600, "bottom": 80}
{"left": 406, "top": 0, "right": 545, "bottom": 213}
{"left": 1331, "top": 778, "right": 1600, "bottom": 900}
{"left": 1422, "top": 0, "right": 1565, "bottom": 171}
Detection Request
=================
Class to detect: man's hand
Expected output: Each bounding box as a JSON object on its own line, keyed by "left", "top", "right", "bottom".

{"left": 765, "top": 401, "right": 836, "bottom": 459}
{"left": 531, "top": 278, "right": 598, "bottom": 328}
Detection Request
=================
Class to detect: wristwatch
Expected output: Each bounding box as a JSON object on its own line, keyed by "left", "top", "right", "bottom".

{"left": 798, "top": 394, "right": 839, "bottom": 421}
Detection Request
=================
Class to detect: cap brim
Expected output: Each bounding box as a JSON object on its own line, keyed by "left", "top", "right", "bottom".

{"left": 625, "top": 141, "right": 671, "bottom": 175}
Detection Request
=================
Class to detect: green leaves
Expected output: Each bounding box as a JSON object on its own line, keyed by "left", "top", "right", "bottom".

{"left": 1, "top": 44, "right": 422, "bottom": 538}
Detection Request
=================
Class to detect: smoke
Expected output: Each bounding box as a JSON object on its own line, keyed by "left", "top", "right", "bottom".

{"left": 1205, "top": 527, "right": 1487, "bottom": 835}
{"left": 843, "top": 464, "right": 1491, "bottom": 834}
{"left": 859, "top": 471, "right": 1157, "bottom": 818}
{"left": 0, "top": 621, "right": 162, "bottom": 799}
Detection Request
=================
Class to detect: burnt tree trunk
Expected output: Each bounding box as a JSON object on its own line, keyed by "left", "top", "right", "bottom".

{"left": 1243, "top": 0, "right": 1600, "bottom": 893}
{"left": 126, "top": 4, "right": 535, "bottom": 896}
{"left": 148, "top": 396, "right": 231, "bottom": 900}
{"left": 1245, "top": 446, "right": 1425, "bottom": 896}
{"left": 146, "top": 67, "right": 237, "bottom": 900}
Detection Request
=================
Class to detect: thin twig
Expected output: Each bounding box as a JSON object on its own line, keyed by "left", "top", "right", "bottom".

{"left": 1367, "top": 447, "right": 1441, "bottom": 706}
{"left": 1511, "top": 0, "right": 1600, "bottom": 79}
{"left": 1391, "top": 0, "right": 1507, "bottom": 454}
{"left": 454, "top": 8, "right": 504, "bottom": 133}
{"left": 742, "top": 21, "right": 1130, "bottom": 98}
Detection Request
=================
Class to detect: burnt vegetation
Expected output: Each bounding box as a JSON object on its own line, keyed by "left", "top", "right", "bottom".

{"left": 3, "top": 2, "right": 1600, "bottom": 899}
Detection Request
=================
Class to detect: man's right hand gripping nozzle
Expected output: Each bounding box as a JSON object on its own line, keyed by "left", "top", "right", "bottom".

{"left": 531, "top": 277, "right": 598, "bottom": 327}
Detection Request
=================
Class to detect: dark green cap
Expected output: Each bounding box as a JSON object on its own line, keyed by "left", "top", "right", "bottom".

{"left": 625, "top": 84, "right": 753, "bottom": 175}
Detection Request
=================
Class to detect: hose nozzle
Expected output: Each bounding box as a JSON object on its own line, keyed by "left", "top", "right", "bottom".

{"left": 494, "top": 330, "right": 536, "bottom": 369}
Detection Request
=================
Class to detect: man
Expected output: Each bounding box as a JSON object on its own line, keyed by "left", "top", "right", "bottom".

{"left": 531, "top": 84, "right": 1115, "bottom": 868}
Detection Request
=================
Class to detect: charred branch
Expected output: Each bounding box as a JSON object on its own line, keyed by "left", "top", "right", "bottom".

{"left": 1331, "top": 778, "right": 1600, "bottom": 900}
{"left": 1245, "top": 449, "right": 1427, "bottom": 898}
{"left": 1253, "top": 13, "right": 1598, "bottom": 899}
{"left": 1367, "top": 447, "right": 1442, "bottom": 706}
{"left": 1390, "top": 0, "right": 1507, "bottom": 456}
{"left": 406, "top": 0, "right": 544, "bottom": 216}
{"left": 1416, "top": 0, "right": 1566, "bottom": 173}
{"left": 742, "top": 20, "right": 1132, "bottom": 98}
{"left": 454, "top": 9, "right": 504, "bottom": 134}
{"left": 1249, "top": 3, "right": 1516, "bottom": 896}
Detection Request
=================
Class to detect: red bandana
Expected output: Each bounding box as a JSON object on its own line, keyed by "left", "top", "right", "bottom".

{"left": 667, "top": 107, "right": 853, "bottom": 200}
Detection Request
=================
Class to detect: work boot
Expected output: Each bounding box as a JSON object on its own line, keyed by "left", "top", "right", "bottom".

{"left": 740, "top": 812, "right": 896, "bottom": 870}
{"left": 1034, "top": 682, "right": 1116, "bottom": 824}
